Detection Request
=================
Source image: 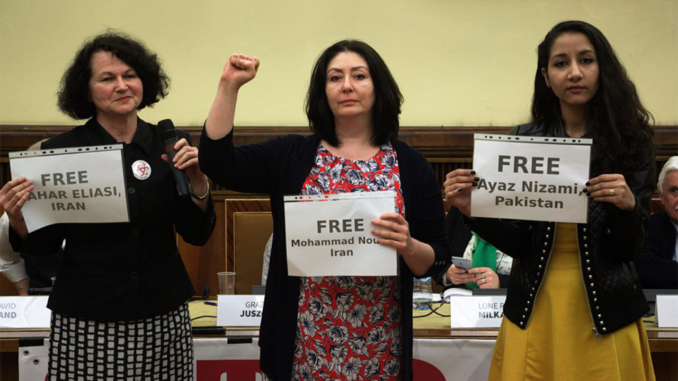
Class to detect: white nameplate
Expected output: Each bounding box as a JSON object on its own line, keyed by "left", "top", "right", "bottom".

{"left": 0, "top": 296, "right": 51, "bottom": 329}
{"left": 449, "top": 296, "right": 506, "bottom": 328}
{"left": 216, "top": 295, "right": 265, "bottom": 327}
{"left": 284, "top": 191, "right": 397, "bottom": 276}
{"left": 656, "top": 295, "right": 678, "bottom": 328}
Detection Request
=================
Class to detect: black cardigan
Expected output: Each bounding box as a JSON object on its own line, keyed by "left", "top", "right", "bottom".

{"left": 199, "top": 129, "right": 450, "bottom": 380}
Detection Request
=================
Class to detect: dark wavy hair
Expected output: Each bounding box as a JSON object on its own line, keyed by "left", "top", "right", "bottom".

{"left": 531, "top": 21, "right": 653, "bottom": 175}
{"left": 305, "top": 40, "right": 403, "bottom": 147}
{"left": 57, "top": 31, "right": 170, "bottom": 119}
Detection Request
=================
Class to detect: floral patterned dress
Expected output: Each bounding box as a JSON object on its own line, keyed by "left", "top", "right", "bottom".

{"left": 292, "top": 143, "right": 405, "bottom": 381}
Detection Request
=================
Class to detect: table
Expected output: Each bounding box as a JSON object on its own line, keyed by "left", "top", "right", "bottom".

{"left": 2, "top": 301, "right": 676, "bottom": 380}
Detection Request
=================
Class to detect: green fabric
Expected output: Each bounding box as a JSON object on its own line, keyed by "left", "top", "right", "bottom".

{"left": 466, "top": 232, "right": 497, "bottom": 289}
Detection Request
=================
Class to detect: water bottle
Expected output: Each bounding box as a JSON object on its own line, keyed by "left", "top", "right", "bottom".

{"left": 413, "top": 277, "right": 433, "bottom": 310}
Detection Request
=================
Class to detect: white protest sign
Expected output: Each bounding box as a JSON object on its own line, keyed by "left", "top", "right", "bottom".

{"left": 284, "top": 192, "right": 397, "bottom": 276}
{"left": 216, "top": 295, "right": 265, "bottom": 327}
{"left": 472, "top": 134, "right": 591, "bottom": 223}
{"left": 449, "top": 296, "right": 506, "bottom": 328}
{"left": 0, "top": 296, "right": 51, "bottom": 328}
{"left": 656, "top": 295, "right": 678, "bottom": 328}
{"left": 10, "top": 145, "right": 129, "bottom": 232}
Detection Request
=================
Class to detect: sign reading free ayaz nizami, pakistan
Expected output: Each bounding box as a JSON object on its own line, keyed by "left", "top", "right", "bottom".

{"left": 471, "top": 134, "right": 592, "bottom": 224}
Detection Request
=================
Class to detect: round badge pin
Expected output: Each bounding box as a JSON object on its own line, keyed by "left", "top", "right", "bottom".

{"left": 132, "top": 160, "right": 151, "bottom": 180}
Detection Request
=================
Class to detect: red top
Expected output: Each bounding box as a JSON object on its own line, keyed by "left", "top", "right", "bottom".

{"left": 292, "top": 143, "right": 405, "bottom": 380}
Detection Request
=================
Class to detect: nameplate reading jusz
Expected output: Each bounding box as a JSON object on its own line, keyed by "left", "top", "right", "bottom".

{"left": 217, "top": 295, "right": 265, "bottom": 327}
{"left": 10, "top": 145, "right": 129, "bottom": 232}
{"left": 284, "top": 192, "right": 397, "bottom": 276}
{"left": 472, "top": 134, "right": 592, "bottom": 223}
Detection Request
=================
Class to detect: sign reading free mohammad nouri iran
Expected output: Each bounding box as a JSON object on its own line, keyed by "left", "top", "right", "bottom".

{"left": 284, "top": 191, "right": 397, "bottom": 277}
{"left": 471, "top": 134, "right": 592, "bottom": 224}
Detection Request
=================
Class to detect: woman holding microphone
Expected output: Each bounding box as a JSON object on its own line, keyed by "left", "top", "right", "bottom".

{"left": 8, "top": 32, "right": 216, "bottom": 380}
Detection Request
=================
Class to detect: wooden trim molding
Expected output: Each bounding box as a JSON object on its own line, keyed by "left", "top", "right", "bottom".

{"left": 1, "top": 124, "right": 675, "bottom": 157}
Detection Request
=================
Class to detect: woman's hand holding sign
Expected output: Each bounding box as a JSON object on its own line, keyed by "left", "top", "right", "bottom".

{"left": 0, "top": 177, "right": 33, "bottom": 239}
{"left": 371, "top": 212, "right": 413, "bottom": 255}
{"left": 371, "top": 212, "right": 434, "bottom": 276}
{"left": 585, "top": 174, "right": 636, "bottom": 212}
{"left": 444, "top": 169, "right": 478, "bottom": 218}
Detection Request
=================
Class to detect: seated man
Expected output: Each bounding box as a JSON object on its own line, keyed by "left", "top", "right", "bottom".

{"left": 435, "top": 206, "right": 512, "bottom": 289}
{"left": 634, "top": 156, "right": 678, "bottom": 289}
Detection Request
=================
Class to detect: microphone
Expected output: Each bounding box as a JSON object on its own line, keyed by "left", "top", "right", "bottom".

{"left": 158, "top": 119, "right": 191, "bottom": 198}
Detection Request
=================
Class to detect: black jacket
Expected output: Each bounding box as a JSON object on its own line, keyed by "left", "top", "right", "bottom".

{"left": 469, "top": 121, "right": 654, "bottom": 336}
{"left": 634, "top": 212, "right": 678, "bottom": 289}
{"left": 13, "top": 118, "right": 216, "bottom": 321}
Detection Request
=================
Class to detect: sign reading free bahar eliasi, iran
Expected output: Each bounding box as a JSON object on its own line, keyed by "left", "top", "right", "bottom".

{"left": 471, "top": 134, "right": 592, "bottom": 224}
{"left": 10, "top": 145, "right": 129, "bottom": 232}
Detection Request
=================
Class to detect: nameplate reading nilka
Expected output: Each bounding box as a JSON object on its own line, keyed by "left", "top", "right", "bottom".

{"left": 283, "top": 191, "right": 397, "bottom": 277}
{"left": 0, "top": 296, "right": 51, "bottom": 329}
{"left": 217, "top": 295, "right": 265, "bottom": 327}
{"left": 449, "top": 295, "right": 507, "bottom": 328}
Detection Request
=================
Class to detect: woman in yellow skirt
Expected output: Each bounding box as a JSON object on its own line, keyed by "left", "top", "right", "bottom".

{"left": 444, "top": 21, "right": 656, "bottom": 380}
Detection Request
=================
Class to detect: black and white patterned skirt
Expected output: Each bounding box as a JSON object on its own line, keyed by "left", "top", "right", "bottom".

{"left": 49, "top": 303, "right": 193, "bottom": 381}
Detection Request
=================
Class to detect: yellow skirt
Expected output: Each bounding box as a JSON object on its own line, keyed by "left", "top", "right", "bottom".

{"left": 489, "top": 223, "right": 655, "bottom": 381}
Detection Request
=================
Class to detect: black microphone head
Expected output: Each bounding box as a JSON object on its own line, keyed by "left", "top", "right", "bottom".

{"left": 157, "top": 119, "right": 177, "bottom": 142}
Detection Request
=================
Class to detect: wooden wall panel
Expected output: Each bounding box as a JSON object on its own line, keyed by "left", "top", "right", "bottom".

{"left": 233, "top": 212, "right": 273, "bottom": 294}
{"left": 1, "top": 125, "right": 676, "bottom": 298}
{"left": 224, "top": 199, "right": 271, "bottom": 269}
{"left": 1, "top": 125, "right": 675, "bottom": 189}
{"left": 177, "top": 197, "right": 226, "bottom": 298}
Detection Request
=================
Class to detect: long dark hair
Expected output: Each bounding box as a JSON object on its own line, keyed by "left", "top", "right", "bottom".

{"left": 305, "top": 40, "right": 403, "bottom": 147}
{"left": 58, "top": 30, "right": 170, "bottom": 119}
{"left": 531, "top": 21, "right": 653, "bottom": 175}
